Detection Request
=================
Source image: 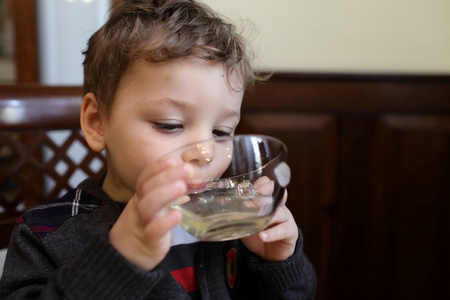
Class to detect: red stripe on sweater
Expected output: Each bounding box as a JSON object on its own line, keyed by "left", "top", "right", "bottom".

{"left": 30, "top": 225, "right": 58, "bottom": 233}
{"left": 170, "top": 266, "right": 198, "bottom": 292}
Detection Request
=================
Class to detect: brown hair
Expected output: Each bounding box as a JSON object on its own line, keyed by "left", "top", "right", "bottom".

{"left": 83, "top": 0, "right": 266, "bottom": 117}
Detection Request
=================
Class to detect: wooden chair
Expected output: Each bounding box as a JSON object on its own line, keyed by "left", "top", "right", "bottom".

{"left": 0, "top": 86, "right": 107, "bottom": 248}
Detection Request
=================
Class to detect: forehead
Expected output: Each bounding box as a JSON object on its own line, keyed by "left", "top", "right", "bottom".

{"left": 122, "top": 54, "right": 243, "bottom": 88}
{"left": 112, "top": 56, "right": 244, "bottom": 113}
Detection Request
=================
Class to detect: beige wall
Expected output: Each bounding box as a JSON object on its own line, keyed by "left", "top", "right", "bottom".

{"left": 2, "top": 0, "right": 448, "bottom": 83}
{"left": 202, "top": 0, "right": 450, "bottom": 74}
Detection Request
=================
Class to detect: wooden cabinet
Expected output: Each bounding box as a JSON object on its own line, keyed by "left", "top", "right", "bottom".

{"left": 238, "top": 74, "right": 450, "bottom": 300}
{"left": 1, "top": 74, "right": 449, "bottom": 299}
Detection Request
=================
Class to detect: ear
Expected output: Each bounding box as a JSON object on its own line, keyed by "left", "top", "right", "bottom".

{"left": 80, "top": 93, "right": 106, "bottom": 152}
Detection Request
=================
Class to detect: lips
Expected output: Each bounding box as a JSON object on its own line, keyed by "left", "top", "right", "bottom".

{"left": 186, "top": 181, "right": 208, "bottom": 194}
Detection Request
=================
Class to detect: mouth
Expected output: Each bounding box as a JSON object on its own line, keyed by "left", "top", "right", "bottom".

{"left": 186, "top": 181, "right": 208, "bottom": 194}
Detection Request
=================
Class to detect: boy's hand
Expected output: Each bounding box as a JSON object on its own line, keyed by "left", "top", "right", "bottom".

{"left": 241, "top": 190, "right": 299, "bottom": 262}
{"left": 108, "top": 159, "right": 192, "bottom": 271}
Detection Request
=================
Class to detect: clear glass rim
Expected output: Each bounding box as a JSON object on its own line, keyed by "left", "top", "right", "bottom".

{"left": 159, "top": 134, "right": 287, "bottom": 160}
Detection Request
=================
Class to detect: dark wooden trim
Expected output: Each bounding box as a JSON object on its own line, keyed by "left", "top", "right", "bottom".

{"left": 269, "top": 72, "right": 450, "bottom": 82}
{"left": 0, "top": 97, "right": 82, "bottom": 130}
{"left": 0, "top": 84, "right": 83, "bottom": 97}
{"left": 11, "top": 0, "right": 39, "bottom": 83}
{"left": 0, "top": 85, "right": 84, "bottom": 129}
{"left": 244, "top": 73, "right": 450, "bottom": 113}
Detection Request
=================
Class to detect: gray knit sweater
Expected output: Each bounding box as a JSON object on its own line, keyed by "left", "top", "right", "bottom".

{"left": 0, "top": 178, "right": 317, "bottom": 299}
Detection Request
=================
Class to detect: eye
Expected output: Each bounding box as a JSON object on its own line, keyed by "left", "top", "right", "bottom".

{"left": 213, "top": 129, "right": 232, "bottom": 137}
{"left": 153, "top": 122, "right": 184, "bottom": 133}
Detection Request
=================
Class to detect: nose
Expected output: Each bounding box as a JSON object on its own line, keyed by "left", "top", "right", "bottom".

{"left": 182, "top": 141, "right": 214, "bottom": 165}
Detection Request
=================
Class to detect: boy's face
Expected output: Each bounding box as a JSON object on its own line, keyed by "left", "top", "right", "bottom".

{"left": 100, "top": 57, "right": 244, "bottom": 202}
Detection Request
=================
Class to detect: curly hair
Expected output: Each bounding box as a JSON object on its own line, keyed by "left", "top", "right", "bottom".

{"left": 83, "top": 0, "right": 266, "bottom": 117}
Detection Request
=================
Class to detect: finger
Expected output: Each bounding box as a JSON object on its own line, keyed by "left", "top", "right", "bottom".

{"left": 137, "top": 179, "right": 186, "bottom": 225}
{"left": 254, "top": 178, "right": 274, "bottom": 196}
{"left": 137, "top": 162, "right": 193, "bottom": 198}
{"left": 279, "top": 189, "right": 288, "bottom": 206}
{"left": 266, "top": 205, "right": 291, "bottom": 227}
{"left": 143, "top": 208, "right": 182, "bottom": 244}
{"left": 259, "top": 214, "right": 297, "bottom": 243}
{"left": 260, "top": 205, "right": 294, "bottom": 237}
{"left": 254, "top": 176, "right": 270, "bottom": 187}
{"left": 137, "top": 156, "right": 177, "bottom": 187}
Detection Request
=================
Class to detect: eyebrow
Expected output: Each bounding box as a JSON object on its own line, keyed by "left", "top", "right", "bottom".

{"left": 146, "top": 97, "right": 190, "bottom": 110}
{"left": 143, "top": 97, "right": 241, "bottom": 119}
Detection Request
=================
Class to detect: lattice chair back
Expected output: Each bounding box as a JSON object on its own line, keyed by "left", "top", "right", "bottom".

{"left": 0, "top": 96, "right": 106, "bottom": 248}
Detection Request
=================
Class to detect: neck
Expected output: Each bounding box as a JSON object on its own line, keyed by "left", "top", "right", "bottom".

{"left": 102, "top": 172, "right": 133, "bottom": 203}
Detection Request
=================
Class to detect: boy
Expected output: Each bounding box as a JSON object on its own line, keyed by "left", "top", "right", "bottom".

{"left": 0, "top": 0, "right": 317, "bottom": 299}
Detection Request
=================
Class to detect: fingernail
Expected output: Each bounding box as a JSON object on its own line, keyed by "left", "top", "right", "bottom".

{"left": 260, "top": 232, "right": 268, "bottom": 241}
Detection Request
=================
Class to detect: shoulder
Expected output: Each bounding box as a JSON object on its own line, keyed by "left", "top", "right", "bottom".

{"left": 18, "top": 188, "right": 106, "bottom": 238}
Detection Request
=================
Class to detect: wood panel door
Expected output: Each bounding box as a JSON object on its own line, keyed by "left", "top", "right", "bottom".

{"left": 330, "top": 113, "right": 450, "bottom": 300}
{"left": 371, "top": 114, "right": 450, "bottom": 299}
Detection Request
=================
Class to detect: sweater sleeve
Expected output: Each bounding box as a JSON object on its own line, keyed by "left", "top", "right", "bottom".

{"left": 242, "top": 228, "right": 317, "bottom": 300}
{"left": 0, "top": 224, "right": 165, "bottom": 300}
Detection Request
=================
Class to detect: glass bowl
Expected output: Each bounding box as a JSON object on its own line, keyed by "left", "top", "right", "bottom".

{"left": 161, "top": 134, "right": 290, "bottom": 241}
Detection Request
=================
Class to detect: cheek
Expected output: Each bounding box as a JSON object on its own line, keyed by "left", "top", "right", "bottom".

{"left": 106, "top": 134, "right": 154, "bottom": 185}
{"left": 212, "top": 154, "right": 233, "bottom": 179}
